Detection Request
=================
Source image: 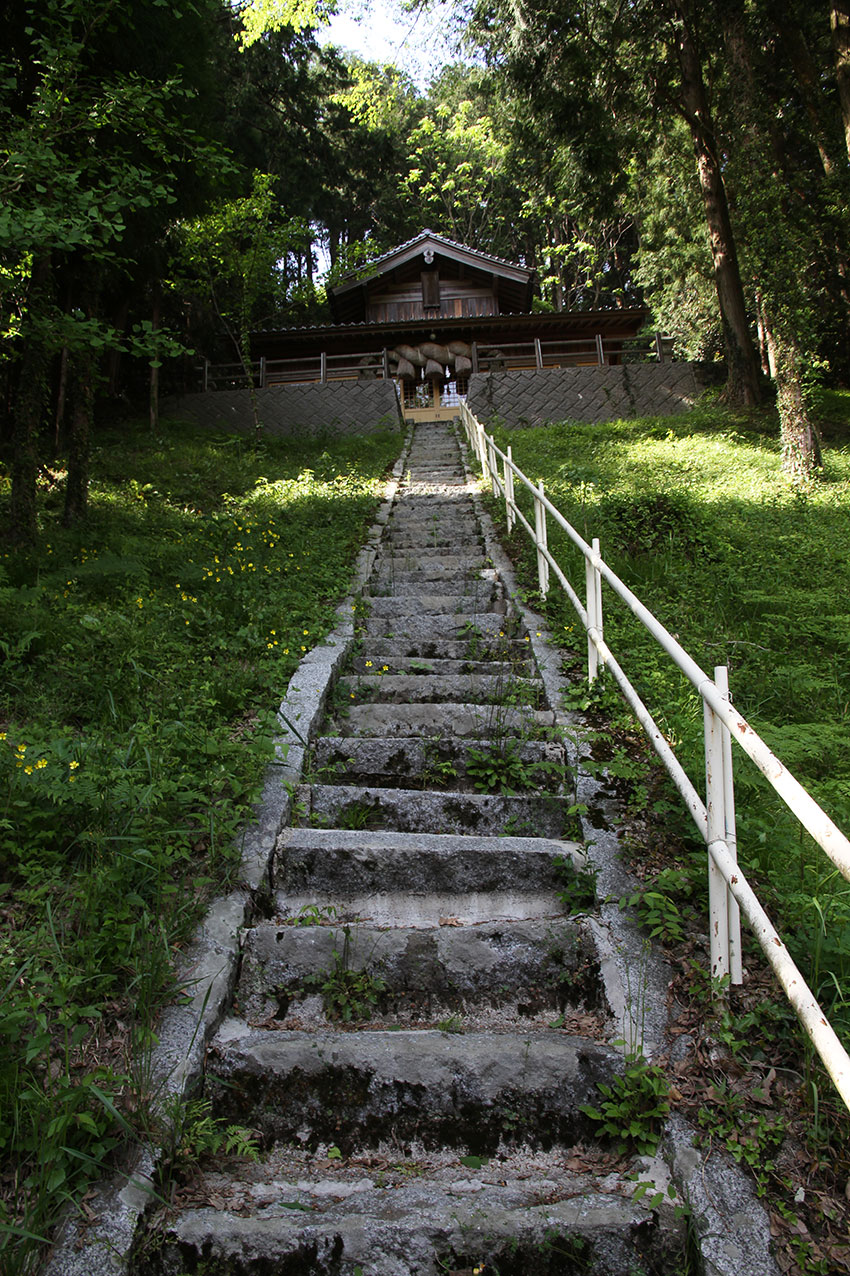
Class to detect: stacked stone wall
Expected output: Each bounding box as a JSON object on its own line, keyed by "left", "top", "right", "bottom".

{"left": 162, "top": 380, "right": 403, "bottom": 437}
{"left": 465, "top": 363, "right": 700, "bottom": 428}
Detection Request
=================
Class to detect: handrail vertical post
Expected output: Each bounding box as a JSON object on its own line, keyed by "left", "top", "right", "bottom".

{"left": 655, "top": 332, "right": 665, "bottom": 363}
{"left": 534, "top": 480, "right": 549, "bottom": 597}
{"left": 586, "top": 536, "right": 603, "bottom": 682}
{"left": 717, "top": 666, "right": 743, "bottom": 985}
{"left": 320, "top": 351, "right": 327, "bottom": 384}
{"left": 487, "top": 436, "right": 499, "bottom": 496}
{"left": 259, "top": 356, "right": 266, "bottom": 389}
{"left": 203, "top": 359, "right": 209, "bottom": 392}
{"left": 505, "top": 446, "right": 515, "bottom": 534}
{"left": 596, "top": 333, "right": 605, "bottom": 366}
{"left": 704, "top": 690, "right": 731, "bottom": 987}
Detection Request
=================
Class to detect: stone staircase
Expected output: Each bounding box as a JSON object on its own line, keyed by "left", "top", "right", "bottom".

{"left": 129, "top": 421, "right": 771, "bottom": 1276}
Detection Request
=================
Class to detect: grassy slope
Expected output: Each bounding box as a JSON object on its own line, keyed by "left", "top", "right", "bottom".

{"left": 0, "top": 419, "right": 402, "bottom": 1271}
{"left": 486, "top": 392, "right": 850, "bottom": 1030}
{"left": 482, "top": 393, "right": 850, "bottom": 1272}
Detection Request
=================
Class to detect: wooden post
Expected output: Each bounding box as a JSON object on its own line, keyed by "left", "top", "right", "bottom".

{"left": 534, "top": 481, "right": 549, "bottom": 597}
{"left": 595, "top": 333, "right": 605, "bottom": 366}
{"left": 203, "top": 359, "right": 209, "bottom": 392}
{"left": 655, "top": 332, "right": 665, "bottom": 363}
{"left": 586, "top": 537, "right": 602, "bottom": 682}
{"left": 704, "top": 693, "right": 731, "bottom": 987}
{"left": 320, "top": 351, "right": 327, "bottom": 384}
{"left": 505, "top": 445, "right": 515, "bottom": 534}
{"left": 471, "top": 342, "right": 479, "bottom": 374}
{"left": 382, "top": 348, "right": 389, "bottom": 379}
{"left": 259, "top": 356, "right": 266, "bottom": 389}
{"left": 716, "top": 666, "right": 743, "bottom": 985}
{"left": 534, "top": 337, "right": 543, "bottom": 371}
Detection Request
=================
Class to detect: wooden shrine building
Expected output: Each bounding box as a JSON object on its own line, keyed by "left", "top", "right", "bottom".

{"left": 248, "top": 230, "right": 654, "bottom": 422}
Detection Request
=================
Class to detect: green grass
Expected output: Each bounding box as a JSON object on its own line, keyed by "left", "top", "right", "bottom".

{"left": 0, "top": 418, "right": 402, "bottom": 1272}
{"left": 483, "top": 391, "right": 850, "bottom": 1044}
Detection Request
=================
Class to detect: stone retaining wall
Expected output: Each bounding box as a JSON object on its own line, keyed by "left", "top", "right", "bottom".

{"left": 163, "top": 362, "right": 699, "bottom": 439}
{"left": 162, "top": 379, "right": 404, "bottom": 437}
{"left": 466, "top": 363, "right": 699, "bottom": 428}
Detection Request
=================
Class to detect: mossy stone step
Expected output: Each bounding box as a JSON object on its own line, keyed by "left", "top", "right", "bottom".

{"left": 339, "top": 672, "right": 542, "bottom": 706}
{"left": 365, "top": 592, "right": 503, "bottom": 617}
{"left": 238, "top": 917, "right": 603, "bottom": 1026}
{"left": 140, "top": 1165, "right": 683, "bottom": 1276}
{"left": 310, "top": 734, "right": 564, "bottom": 788}
{"left": 349, "top": 637, "right": 536, "bottom": 665}
{"left": 274, "top": 826, "right": 585, "bottom": 895}
{"left": 346, "top": 655, "right": 530, "bottom": 677}
{"left": 205, "top": 1023, "right": 620, "bottom": 1155}
{"left": 294, "top": 784, "right": 577, "bottom": 839}
{"left": 332, "top": 702, "right": 556, "bottom": 740}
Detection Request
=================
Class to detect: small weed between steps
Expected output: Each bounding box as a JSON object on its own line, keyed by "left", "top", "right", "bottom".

{"left": 580, "top": 1053, "right": 670, "bottom": 1157}
{"left": 465, "top": 742, "right": 530, "bottom": 795}
{"left": 553, "top": 853, "right": 597, "bottom": 913}
{"left": 158, "top": 1096, "right": 260, "bottom": 1170}
{"left": 302, "top": 925, "right": 386, "bottom": 1023}
{"left": 619, "top": 868, "right": 694, "bottom": 945}
{"left": 422, "top": 740, "right": 459, "bottom": 789}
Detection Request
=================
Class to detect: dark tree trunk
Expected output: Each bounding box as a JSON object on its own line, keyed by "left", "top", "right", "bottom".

{"left": 831, "top": 1, "right": 850, "bottom": 162}
{"left": 9, "top": 255, "right": 52, "bottom": 545}
{"left": 675, "top": 19, "right": 763, "bottom": 407}
{"left": 150, "top": 290, "right": 161, "bottom": 433}
{"left": 722, "top": 0, "right": 823, "bottom": 479}
{"left": 63, "top": 348, "right": 95, "bottom": 526}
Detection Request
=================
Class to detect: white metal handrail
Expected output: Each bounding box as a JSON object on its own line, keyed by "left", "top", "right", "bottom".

{"left": 460, "top": 402, "right": 850, "bottom": 1111}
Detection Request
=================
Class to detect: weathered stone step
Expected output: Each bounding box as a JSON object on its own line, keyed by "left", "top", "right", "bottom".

{"left": 366, "top": 576, "right": 495, "bottom": 598}
{"left": 388, "top": 497, "right": 476, "bottom": 513}
{"left": 353, "top": 637, "right": 535, "bottom": 664}
{"left": 277, "top": 889, "right": 566, "bottom": 930}
{"left": 333, "top": 702, "right": 556, "bottom": 739}
{"left": 377, "top": 544, "right": 487, "bottom": 562}
{"left": 310, "top": 735, "right": 564, "bottom": 789}
{"left": 340, "top": 672, "right": 542, "bottom": 707}
{"left": 295, "top": 784, "right": 577, "bottom": 839}
{"left": 365, "top": 592, "right": 503, "bottom": 617}
{"left": 206, "top": 1024, "right": 620, "bottom": 1155}
{"left": 359, "top": 613, "right": 522, "bottom": 642}
{"left": 238, "top": 917, "right": 603, "bottom": 1026}
{"left": 139, "top": 1157, "right": 683, "bottom": 1276}
{"left": 274, "top": 827, "right": 585, "bottom": 895}
{"left": 347, "top": 655, "right": 530, "bottom": 677}
{"left": 373, "top": 553, "right": 487, "bottom": 576}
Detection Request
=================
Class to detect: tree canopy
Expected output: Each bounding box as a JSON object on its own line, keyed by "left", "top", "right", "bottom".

{"left": 2, "top": 0, "right": 849, "bottom": 539}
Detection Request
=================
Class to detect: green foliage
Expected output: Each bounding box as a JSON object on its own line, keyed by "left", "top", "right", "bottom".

{"left": 619, "top": 870, "right": 694, "bottom": 946}
{"left": 581, "top": 1053, "right": 670, "bottom": 1158}
{"left": 0, "top": 418, "right": 400, "bottom": 1270}
{"left": 163, "top": 1096, "right": 260, "bottom": 1166}
{"left": 553, "top": 853, "right": 597, "bottom": 914}
{"left": 466, "top": 742, "right": 530, "bottom": 794}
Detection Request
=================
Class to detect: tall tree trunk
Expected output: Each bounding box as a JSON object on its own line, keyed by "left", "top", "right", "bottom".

{"left": 149, "top": 290, "right": 161, "bottom": 433}
{"left": 722, "top": 0, "right": 823, "bottom": 479}
{"left": 831, "top": 1, "right": 850, "bottom": 162}
{"left": 63, "top": 347, "right": 95, "bottom": 526}
{"left": 675, "top": 17, "right": 763, "bottom": 406}
{"left": 764, "top": 320, "right": 823, "bottom": 476}
{"left": 9, "top": 255, "right": 52, "bottom": 546}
